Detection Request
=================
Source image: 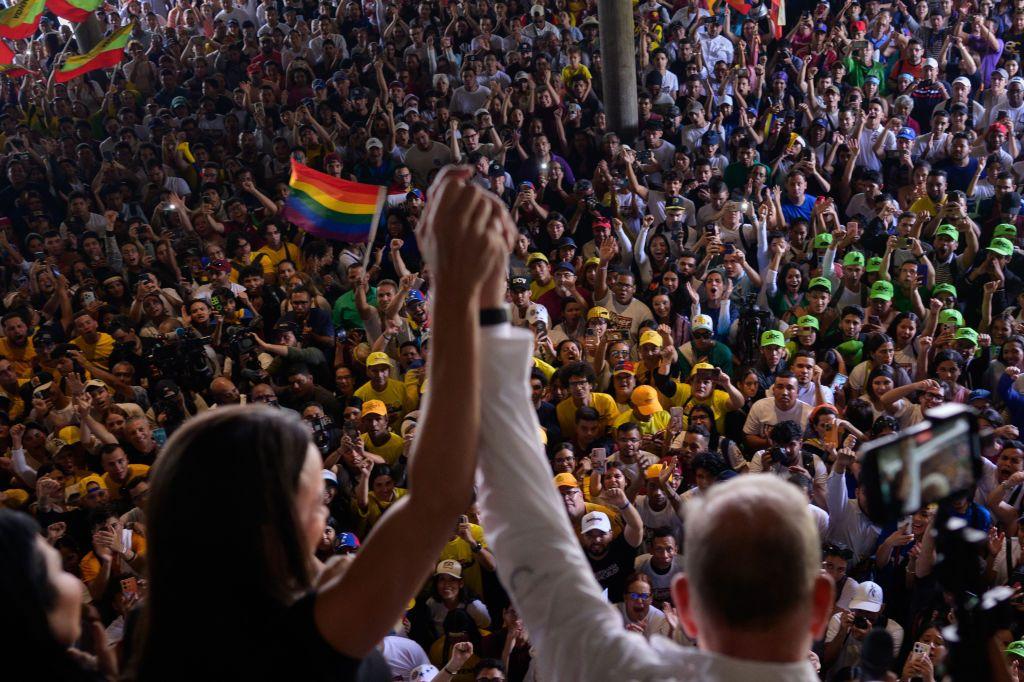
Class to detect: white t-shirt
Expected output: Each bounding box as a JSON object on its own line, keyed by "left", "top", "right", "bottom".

{"left": 743, "top": 396, "right": 812, "bottom": 436}
{"left": 595, "top": 293, "right": 655, "bottom": 341}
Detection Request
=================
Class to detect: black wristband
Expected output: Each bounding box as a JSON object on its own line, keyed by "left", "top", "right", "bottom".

{"left": 479, "top": 307, "right": 508, "bottom": 326}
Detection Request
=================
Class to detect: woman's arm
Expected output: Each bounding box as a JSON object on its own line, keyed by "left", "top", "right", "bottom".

{"left": 313, "top": 168, "right": 502, "bottom": 658}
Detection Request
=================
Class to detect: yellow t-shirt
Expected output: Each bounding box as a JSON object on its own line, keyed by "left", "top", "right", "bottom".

{"left": 361, "top": 431, "right": 405, "bottom": 466}
{"left": 908, "top": 195, "right": 939, "bottom": 215}
{"left": 79, "top": 532, "right": 146, "bottom": 584}
{"left": 438, "top": 524, "right": 489, "bottom": 596}
{"left": 71, "top": 333, "right": 116, "bottom": 370}
{"left": 103, "top": 464, "right": 150, "bottom": 501}
{"left": 612, "top": 408, "right": 671, "bottom": 436}
{"left": 355, "top": 378, "right": 416, "bottom": 421}
{"left": 668, "top": 383, "right": 734, "bottom": 434}
{"left": 0, "top": 337, "right": 36, "bottom": 379}
{"left": 561, "top": 64, "right": 593, "bottom": 83}
{"left": 556, "top": 392, "right": 619, "bottom": 438}
{"left": 253, "top": 242, "right": 303, "bottom": 281}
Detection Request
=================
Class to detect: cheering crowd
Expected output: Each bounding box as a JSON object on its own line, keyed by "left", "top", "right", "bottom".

{"left": 2, "top": 0, "right": 1024, "bottom": 678}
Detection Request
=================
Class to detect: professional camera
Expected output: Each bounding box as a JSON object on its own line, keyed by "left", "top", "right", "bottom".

{"left": 144, "top": 327, "right": 216, "bottom": 392}
{"left": 859, "top": 404, "right": 1007, "bottom": 682}
{"left": 310, "top": 415, "right": 340, "bottom": 455}
{"left": 735, "top": 293, "right": 773, "bottom": 366}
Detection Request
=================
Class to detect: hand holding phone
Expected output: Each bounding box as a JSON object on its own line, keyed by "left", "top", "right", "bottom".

{"left": 591, "top": 447, "right": 607, "bottom": 474}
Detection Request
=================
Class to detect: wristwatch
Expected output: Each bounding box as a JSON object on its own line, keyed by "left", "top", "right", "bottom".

{"left": 471, "top": 542, "right": 483, "bottom": 553}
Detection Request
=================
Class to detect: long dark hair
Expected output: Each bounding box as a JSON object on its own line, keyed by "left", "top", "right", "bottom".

{"left": 132, "top": 406, "right": 314, "bottom": 679}
{"left": 0, "top": 510, "right": 92, "bottom": 680}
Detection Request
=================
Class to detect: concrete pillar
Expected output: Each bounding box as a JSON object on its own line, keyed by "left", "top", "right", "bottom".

{"left": 597, "top": 0, "right": 638, "bottom": 142}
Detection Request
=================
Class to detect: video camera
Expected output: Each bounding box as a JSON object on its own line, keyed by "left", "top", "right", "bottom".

{"left": 859, "top": 404, "right": 1009, "bottom": 682}
{"left": 144, "top": 327, "right": 216, "bottom": 392}
{"left": 735, "top": 293, "right": 772, "bottom": 366}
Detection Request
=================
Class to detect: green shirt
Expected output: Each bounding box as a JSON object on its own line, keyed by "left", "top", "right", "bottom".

{"left": 843, "top": 57, "right": 888, "bottom": 94}
{"left": 332, "top": 286, "right": 377, "bottom": 329}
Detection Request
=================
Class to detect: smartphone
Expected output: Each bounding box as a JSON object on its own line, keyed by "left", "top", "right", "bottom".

{"left": 913, "top": 642, "right": 929, "bottom": 657}
{"left": 853, "top": 615, "right": 870, "bottom": 629}
{"left": 916, "top": 263, "right": 929, "bottom": 281}
{"left": 868, "top": 315, "right": 881, "bottom": 327}
{"left": 152, "top": 427, "right": 168, "bottom": 447}
{"left": 591, "top": 447, "right": 607, "bottom": 474}
{"left": 833, "top": 373, "right": 848, "bottom": 390}
{"left": 33, "top": 252, "right": 45, "bottom": 262}
{"left": 458, "top": 514, "right": 469, "bottom": 525}
{"left": 210, "top": 295, "right": 223, "bottom": 312}
{"left": 102, "top": 150, "right": 114, "bottom": 162}
{"left": 669, "top": 406, "right": 686, "bottom": 432}
{"left": 852, "top": 39, "right": 869, "bottom": 52}
{"left": 723, "top": 243, "right": 736, "bottom": 255}
{"left": 82, "top": 291, "right": 96, "bottom": 306}
{"left": 704, "top": 224, "right": 717, "bottom": 235}
{"left": 695, "top": 367, "right": 715, "bottom": 383}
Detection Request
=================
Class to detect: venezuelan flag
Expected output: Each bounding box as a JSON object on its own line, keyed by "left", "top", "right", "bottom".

{"left": 282, "top": 159, "right": 386, "bottom": 244}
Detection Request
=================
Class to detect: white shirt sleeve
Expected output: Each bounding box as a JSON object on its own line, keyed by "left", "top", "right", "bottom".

{"left": 475, "top": 325, "right": 665, "bottom": 680}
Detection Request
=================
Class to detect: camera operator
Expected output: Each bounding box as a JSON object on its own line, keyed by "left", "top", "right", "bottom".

{"left": 821, "top": 581, "right": 904, "bottom": 673}
{"left": 302, "top": 402, "right": 343, "bottom": 458}
{"left": 255, "top": 321, "right": 330, "bottom": 386}
{"left": 147, "top": 379, "right": 208, "bottom": 436}
{"left": 748, "top": 420, "right": 828, "bottom": 509}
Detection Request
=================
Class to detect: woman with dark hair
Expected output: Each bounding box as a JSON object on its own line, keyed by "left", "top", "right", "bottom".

{"left": 847, "top": 332, "right": 912, "bottom": 398}
{"left": 131, "top": 168, "right": 513, "bottom": 680}
{"left": 927, "top": 349, "right": 969, "bottom": 403}
{"left": 428, "top": 609, "right": 487, "bottom": 672}
{"left": 0, "top": 509, "right": 112, "bottom": 680}
{"left": 688, "top": 404, "right": 745, "bottom": 472}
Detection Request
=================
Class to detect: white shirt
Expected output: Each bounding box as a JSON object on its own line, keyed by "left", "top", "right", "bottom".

{"left": 474, "top": 326, "right": 824, "bottom": 682}
{"left": 825, "top": 471, "right": 881, "bottom": 565}
{"left": 743, "top": 397, "right": 812, "bottom": 437}
{"left": 698, "top": 33, "right": 734, "bottom": 78}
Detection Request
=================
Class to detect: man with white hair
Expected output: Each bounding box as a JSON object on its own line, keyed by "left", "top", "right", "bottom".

{"left": 472, "top": 305, "right": 833, "bottom": 680}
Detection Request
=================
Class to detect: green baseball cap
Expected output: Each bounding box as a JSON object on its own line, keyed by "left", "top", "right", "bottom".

{"left": 931, "top": 283, "right": 957, "bottom": 299}
{"left": 994, "top": 223, "right": 1018, "bottom": 239}
{"left": 808, "top": 276, "right": 833, "bottom": 293}
{"left": 937, "top": 309, "right": 964, "bottom": 327}
{"left": 866, "top": 256, "right": 883, "bottom": 273}
{"left": 843, "top": 251, "right": 865, "bottom": 267}
{"left": 760, "top": 330, "right": 786, "bottom": 347}
{"left": 796, "top": 315, "right": 820, "bottom": 330}
{"left": 954, "top": 327, "right": 979, "bottom": 345}
{"left": 934, "top": 224, "right": 959, "bottom": 242}
{"left": 812, "top": 233, "right": 833, "bottom": 249}
{"left": 1007, "top": 640, "right": 1024, "bottom": 658}
{"left": 988, "top": 237, "right": 1015, "bottom": 257}
{"left": 869, "top": 280, "right": 894, "bottom": 301}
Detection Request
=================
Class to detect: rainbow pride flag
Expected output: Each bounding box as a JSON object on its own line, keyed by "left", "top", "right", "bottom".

{"left": 282, "top": 160, "right": 385, "bottom": 244}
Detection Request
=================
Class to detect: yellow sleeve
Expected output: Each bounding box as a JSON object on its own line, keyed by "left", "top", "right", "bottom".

{"left": 80, "top": 553, "right": 100, "bottom": 584}
{"left": 401, "top": 373, "right": 421, "bottom": 412}
{"left": 132, "top": 533, "right": 147, "bottom": 557}
{"left": 533, "top": 357, "right": 556, "bottom": 380}
{"left": 594, "top": 394, "right": 619, "bottom": 429}
{"left": 581, "top": 65, "right": 593, "bottom": 80}
{"left": 472, "top": 524, "right": 487, "bottom": 548}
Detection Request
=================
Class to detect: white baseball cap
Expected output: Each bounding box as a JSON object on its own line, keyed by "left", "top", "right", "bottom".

{"left": 365, "top": 137, "right": 384, "bottom": 150}
{"left": 692, "top": 314, "right": 714, "bottom": 333}
{"left": 581, "top": 510, "right": 612, "bottom": 535}
{"left": 849, "top": 580, "right": 884, "bottom": 613}
{"left": 530, "top": 4, "right": 545, "bottom": 15}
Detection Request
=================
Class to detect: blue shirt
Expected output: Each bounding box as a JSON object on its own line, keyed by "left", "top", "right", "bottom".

{"left": 781, "top": 193, "right": 817, "bottom": 223}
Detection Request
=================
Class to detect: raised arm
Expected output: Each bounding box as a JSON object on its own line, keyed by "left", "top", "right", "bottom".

{"left": 475, "top": 325, "right": 663, "bottom": 681}
{"left": 312, "top": 168, "right": 507, "bottom": 658}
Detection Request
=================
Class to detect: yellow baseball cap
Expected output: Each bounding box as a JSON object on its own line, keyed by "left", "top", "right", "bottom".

{"left": 77, "top": 474, "right": 107, "bottom": 497}
{"left": 360, "top": 399, "right": 387, "bottom": 418}
{"left": 554, "top": 472, "right": 579, "bottom": 489}
{"left": 639, "top": 330, "right": 663, "bottom": 347}
{"left": 632, "top": 385, "right": 663, "bottom": 415}
{"left": 587, "top": 306, "right": 611, "bottom": 320}
{"left": 366, "top": 352, "right": 391, "bottom": 368}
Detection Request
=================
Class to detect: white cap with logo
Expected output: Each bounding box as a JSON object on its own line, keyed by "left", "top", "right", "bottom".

{"left": 581, "top": 511, "right": 612, "bottom": 535}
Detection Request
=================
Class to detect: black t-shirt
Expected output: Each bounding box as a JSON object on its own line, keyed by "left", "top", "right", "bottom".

{"left": 265, "top": 592, "right": 393, "bottom": 681}
{"left": 587, "top": 533, "right": 638, "bottom": 603}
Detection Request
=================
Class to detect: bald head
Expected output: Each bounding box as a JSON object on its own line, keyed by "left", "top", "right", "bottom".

{"left": 674, "top": 475, "right": 832, "bottom": 661}
{"left": 209, "top": 377, "right": 240, "bottom": 405}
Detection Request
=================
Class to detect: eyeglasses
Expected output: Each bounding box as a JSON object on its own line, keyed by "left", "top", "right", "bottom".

{"left": 628, "top": 592, "right": 652, "bottom": 601}
{"left": 609, "top": 349, "right": 630, "bottom": 358}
